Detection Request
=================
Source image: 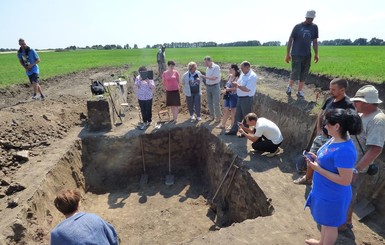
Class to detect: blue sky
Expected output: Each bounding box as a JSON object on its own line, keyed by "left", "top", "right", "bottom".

{"left": 1, "top": 0, "right": 384, "bottom": 49}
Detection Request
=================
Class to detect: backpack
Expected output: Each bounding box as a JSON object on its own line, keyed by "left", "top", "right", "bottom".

{"left": 90, "top": 81, "right": 105, "bottom": 95}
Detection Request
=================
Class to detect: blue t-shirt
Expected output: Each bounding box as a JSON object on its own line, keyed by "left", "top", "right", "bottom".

{"left": 17, "top": 48, "right": 39, "bottom": 76}
{"left": 290, "top": 22, "right": 319, "bottom": 57}
{"left": 50, "top": 212, "right": 119, "bottom": 245}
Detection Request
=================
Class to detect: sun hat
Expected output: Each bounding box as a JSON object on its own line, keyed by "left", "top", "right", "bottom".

{"left": 305, "top": 10, "right": 316, "bottom": 19}
{"left": 350, "top": 85, "right": 383, "bottom": 104}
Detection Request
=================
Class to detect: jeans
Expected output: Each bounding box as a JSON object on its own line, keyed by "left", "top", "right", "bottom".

{"left": 229, "top": 96, "right": 254, "bottom": 133}
{"left": 206, "top": 83, "right": 221, "bottom": 118}
{"left": 186, "top": 93, "right": 201, "bottom": 117}
{"left": 138, "top": 99, "right": 152, "bottom": 123}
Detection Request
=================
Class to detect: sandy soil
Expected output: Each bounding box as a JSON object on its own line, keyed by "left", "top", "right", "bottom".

{"left": 0, "top": 64, "right": 384, "bottom": 245}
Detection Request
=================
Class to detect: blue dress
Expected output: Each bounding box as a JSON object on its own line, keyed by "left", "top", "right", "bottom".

{"left": 305, "top": 138, "right": 357, "bottom": 227}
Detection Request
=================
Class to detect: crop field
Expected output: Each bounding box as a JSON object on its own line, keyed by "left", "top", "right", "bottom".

{"left": 1, "top": 46, "right": 385, "bottom": 87}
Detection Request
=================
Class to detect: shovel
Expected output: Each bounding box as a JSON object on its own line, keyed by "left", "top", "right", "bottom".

{"left": 208, "top": 156, "right": 237, "bottom": 212}
{"left": 139, "top": 136, "right": 148, "bottom": 185}
{"left": 354, "top": 177, "right": 385, "bottom": 220}
{"left": 222, "top": 164, "right": 239, "bottom": 212}
{"left": 165, "top": 131, "right": 174, "bottom": 186}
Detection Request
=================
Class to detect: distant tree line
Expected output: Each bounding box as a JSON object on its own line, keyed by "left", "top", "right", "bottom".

{"left": 319, "top": 37, "right": 384, "bottom": 46}
{"left": 0, "top": 37, "right": 384, "bottom": 52}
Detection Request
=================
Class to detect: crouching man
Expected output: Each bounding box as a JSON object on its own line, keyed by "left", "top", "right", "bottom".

{"left": 238, "top": 113, "right": 283, "bottom": 157}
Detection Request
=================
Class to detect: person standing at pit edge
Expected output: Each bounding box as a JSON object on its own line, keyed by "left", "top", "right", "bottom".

{"left": 342, "top": 85, "right": 385, "bottom": 231}
{"left": 162, "top": 60, "right": 181, "bottom": 122}
{"left": 135, "top": 66, "right": 155, "bottom": 130}
{"left": 182, "top": 62, "right": 203, "bottom": 121}
{"left": 201, "top": 56, "right": 222, "bottom": 122}
{"left": 157, "top": 46, "right": 166, "bottom": 76}
{"left": 225, "top": 61, "right": 257, "bottom": 136}
{"left": 17, "top": 38, "right": 46, "bottom": 100}
{"left": 304, "top": 109, "right": 362, "bottom": 245}
{"left": 285, "top": 10, "right": 319, "bottom": 98}
{"left": 294, "top": 78, "right": 355, "bottom": 185}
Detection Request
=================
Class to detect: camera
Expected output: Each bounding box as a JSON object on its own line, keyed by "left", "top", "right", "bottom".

{"left": 140, "top": 70, "right": 154, "bottom": 80}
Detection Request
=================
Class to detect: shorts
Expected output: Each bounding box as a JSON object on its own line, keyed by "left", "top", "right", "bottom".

{"left": 224, "top": 94, "right": 238, "bottom": 108}
{"left": 290, "top": 55, "right": 311, "bottom": 82}
{"left": 28, "top": 73, "right": 39, "bottom": 84}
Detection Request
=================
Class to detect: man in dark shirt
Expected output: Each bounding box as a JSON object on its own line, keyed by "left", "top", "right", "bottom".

{"left": 285, "top": 10, "right": 319, "bottom": 98}
{"left": 294, "top": 78, "right": 355, "bottom": 184}
{"left": 157, "top": 46, "right": 166, "bottom": 76}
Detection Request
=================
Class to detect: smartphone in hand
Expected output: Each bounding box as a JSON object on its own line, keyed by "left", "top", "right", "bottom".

{"left": 303, "top": 151, "right": 315, "bottom": 161}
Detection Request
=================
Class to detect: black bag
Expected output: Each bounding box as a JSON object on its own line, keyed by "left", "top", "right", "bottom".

{"left": 355, "top": 135, "right": 379, "bottom": 176}
{"left": 90, "top": 81, "right": 105, "bottom": 95}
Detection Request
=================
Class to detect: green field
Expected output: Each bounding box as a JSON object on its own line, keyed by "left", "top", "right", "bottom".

{"left": 1, "top": 46, "right": 385, "bottom": 87}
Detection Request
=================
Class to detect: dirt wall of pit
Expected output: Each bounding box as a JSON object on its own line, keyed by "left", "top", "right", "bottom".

{"left": 0, "top": 141, "right": 85, "bottom": 245}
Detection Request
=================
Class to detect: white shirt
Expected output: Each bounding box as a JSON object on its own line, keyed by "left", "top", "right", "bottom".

{"left": 254, "top": 118, "right": 283, "bottom": 145}
{"left": 237, "top": 70, "right": 257, "bottom": 97}
{"left": 205, "top": 63, "right": 221, "bottom": 85}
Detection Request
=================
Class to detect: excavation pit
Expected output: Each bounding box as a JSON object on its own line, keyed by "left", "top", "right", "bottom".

{"left": 6, "top": 126, "right": 274, "bottom": 244}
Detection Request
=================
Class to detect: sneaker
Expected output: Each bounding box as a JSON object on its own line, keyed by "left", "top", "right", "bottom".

{"left": 296, "top": 90, "right": 305, "bottom": 98}
{"left": 190, "top": 115, "right": 196, "bottom": 121}
{"left": 293, "top": 175, "right": 312, "bottom": 185}
{"left": 197, "top": 117, "right": 202, "bottom": 121}
{"left": 40, "top": 94, "right": 46, "bottom": 101}
{"left": 32, "top": 94, "right": 38, "bottom": 100}
{"left": 286, "top": 86, "right": 292, "bottom": 96}
{"left": 225, "top": 131, "right": 237, "bottom": 136}
{"left": 266, "top": 148, "right": 280, "bottom": 157}
{"left": 139, "top": 124, "right": 146, "bottom": 130}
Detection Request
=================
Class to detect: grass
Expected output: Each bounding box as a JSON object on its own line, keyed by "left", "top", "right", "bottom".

{"left": 1, "top": 46, "right": 385, "bottom": 87}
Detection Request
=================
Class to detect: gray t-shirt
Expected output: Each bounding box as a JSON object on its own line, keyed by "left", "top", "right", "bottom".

{"left": 290, "top": 22, "right": 319, "bottom": 57}
{"left": 354, "top": 109, "right": 385, "bottom": 161}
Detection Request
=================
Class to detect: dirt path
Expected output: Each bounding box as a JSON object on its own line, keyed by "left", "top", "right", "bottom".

{"left": 0, "top": 65, "right": 384, "bottom": 244}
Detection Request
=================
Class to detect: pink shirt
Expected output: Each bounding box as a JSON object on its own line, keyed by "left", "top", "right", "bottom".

{"left": 162, "top": 70, "right": 180, "bottom": 91}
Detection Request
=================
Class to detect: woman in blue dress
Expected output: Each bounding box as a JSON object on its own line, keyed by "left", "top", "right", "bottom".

{"left": 304, "top": 108, "right": 362, "bottom": 245}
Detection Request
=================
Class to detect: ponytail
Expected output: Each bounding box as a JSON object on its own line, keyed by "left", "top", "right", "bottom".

{"left": 345, "top": 109, "right": 362, "bottom": 136}
{"left": 324, "top": 108, "right": 362, "bottom": 139}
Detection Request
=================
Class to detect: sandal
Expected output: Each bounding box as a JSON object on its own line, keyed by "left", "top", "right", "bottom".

{"left": 293, "top": 175, "right": 312, "bottom": 185}
{"left": 338, "top": 223, "right": 353, "bottom": 232}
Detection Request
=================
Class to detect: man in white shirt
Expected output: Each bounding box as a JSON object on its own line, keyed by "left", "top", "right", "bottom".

{"left": 238, "top": 113, "right": 283, "bottom": 157}
{"left": 201, "top": 56, "right": 221, "bottom": 122}
{"left": 226, "top": 61, "right": 257, "bottom": 135}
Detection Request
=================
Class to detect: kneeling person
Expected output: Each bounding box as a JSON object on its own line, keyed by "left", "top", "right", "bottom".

{"left": 239, "top": 113, "right": 283, "bottom": 157}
